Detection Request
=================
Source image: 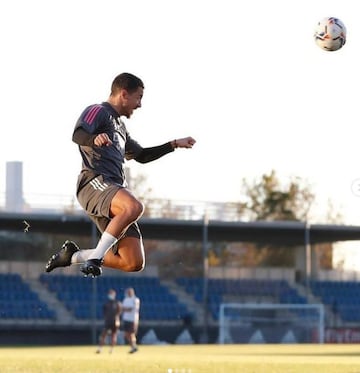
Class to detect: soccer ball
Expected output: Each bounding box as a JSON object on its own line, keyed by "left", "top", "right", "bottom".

{"left": 314, "top": 17, "right": 346, "bottom": 51}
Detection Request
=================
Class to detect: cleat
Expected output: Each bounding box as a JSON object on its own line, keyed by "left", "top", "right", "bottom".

{"left": 45, "top": 240, "right": 79, "bottom": 272}
{"left": 129, "top": 347, "right": 138, "bottom": 354}
{"left": 80, "top": 259, "right": 102, "bottom": 277}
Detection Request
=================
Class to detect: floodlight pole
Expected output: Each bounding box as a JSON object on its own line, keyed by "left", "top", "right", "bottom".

{"left": 201, "top": 211, "right": 209, "bottom": 343}
{"left": 91, "top": 222, "right": 98, "bottom": 345}
{"left": 305, "top": 222, "right": 311, "bottom": 295}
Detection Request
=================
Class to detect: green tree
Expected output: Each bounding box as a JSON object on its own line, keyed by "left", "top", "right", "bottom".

{"left": 221, "top": 170, "right": 317, "bottom": 267}
{"left": 239, "top": 169, "right": 315, "bottom": 221}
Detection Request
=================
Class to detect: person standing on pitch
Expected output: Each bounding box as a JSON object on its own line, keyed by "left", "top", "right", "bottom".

{"left": 122, "top": 287, "right": 140, "bottom": 354}
{"left": 96, "top": 289, "right": 122, "bottom": 354}
{"left": 45, "top": 72, "right": 196, "bottom": 277}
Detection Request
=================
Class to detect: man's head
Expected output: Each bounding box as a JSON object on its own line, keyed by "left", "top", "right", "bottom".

{"left": 125, "top": 287, "right": 135, "bottom": 297}
{"left": 108, "top": 289, "right": 116, "bottom": 300}
{"left": 109, "top": 73, "right": 144, "bottom": 118}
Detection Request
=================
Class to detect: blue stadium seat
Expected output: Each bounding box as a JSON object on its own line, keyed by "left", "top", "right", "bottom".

{"left": 176, "top": 277, "right": 307, "bottom": 320}
{"left": 0, "top": 274, "right": 55, "bottom": 320}
{"left": 40, "top": 274, "right": 190, "bottom": 322}
{"left": 309, "top": 280, "right": 360, "bottom": 322}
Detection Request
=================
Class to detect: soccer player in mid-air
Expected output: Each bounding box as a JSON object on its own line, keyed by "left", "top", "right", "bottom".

{"left": 45, "top": 72, "right": 196, "bottom": 277}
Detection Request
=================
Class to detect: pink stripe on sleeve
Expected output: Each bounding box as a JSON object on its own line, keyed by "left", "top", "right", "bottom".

{"left": 84, "top": 105, "right": 102, "bottom": 125}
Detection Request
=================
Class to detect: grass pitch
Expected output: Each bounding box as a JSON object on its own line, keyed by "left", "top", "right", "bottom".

{"left": 1, "top": 344, "right": 360, "bottom": 373}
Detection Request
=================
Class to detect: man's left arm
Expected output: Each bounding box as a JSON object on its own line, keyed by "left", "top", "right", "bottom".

{"left": 127, "top": 136, "right": 196, "bottom": 163}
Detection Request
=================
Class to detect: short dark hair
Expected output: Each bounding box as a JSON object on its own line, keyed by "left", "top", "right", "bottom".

{"left": 111, "top": 73, "right": 144, "bottom": 94}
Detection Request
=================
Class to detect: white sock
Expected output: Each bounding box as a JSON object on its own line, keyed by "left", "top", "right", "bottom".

{"left": 71, "top": 250, "right": 94, "bottom": 264}
{"left": 88, "top": 232, "right": 118, "bottom": 260}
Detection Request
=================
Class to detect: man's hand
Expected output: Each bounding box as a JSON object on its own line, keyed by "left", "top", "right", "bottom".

{"left": 94, "top": 133, "right": 113, "bottom": 147}
{"left": 173, "top": 137, "right": 196, "bottom": 149}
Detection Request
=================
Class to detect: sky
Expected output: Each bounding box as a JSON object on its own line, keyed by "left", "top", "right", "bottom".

{"left": 1, "top": 0, "right": 360, "bottom": 225}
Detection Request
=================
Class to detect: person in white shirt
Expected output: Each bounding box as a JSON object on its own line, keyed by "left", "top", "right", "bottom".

{"left": 122, "top": 287, "right": 140, "bottom": 353}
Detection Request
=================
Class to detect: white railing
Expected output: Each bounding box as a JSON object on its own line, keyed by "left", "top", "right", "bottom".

{"left": 0, "top": 192, "right": 245, "bottom": 221}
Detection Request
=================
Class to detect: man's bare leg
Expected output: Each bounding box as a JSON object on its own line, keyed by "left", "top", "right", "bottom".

{"left": 45, "top": 190, "right": 145, "bottom": 275}
{"left": 80, "top": 189, "right": 144, "bottom": 276}
{"left": 103, "top": 237, "right": 145, "bottom": 272}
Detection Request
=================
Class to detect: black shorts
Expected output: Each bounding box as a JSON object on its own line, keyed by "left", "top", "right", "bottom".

{"left": 104, "top": 322, "right": 119, "bottom": 333}
{"left": 123, "top": 321, "right": 138, "bottom": 334}
{"left": 77, "top": 175, "right": 141, "bottom": 253}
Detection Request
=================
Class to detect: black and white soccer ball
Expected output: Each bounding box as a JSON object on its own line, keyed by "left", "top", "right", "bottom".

{"left": 314, "top": 17, "right": 346, "bottom": 51}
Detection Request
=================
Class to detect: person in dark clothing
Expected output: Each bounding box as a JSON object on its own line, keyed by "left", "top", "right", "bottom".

{"left": 96, "top": 289, "right": 122, "bottom": 354}
{"left": 45, "top": 72, "right": 196, "bottom": 277}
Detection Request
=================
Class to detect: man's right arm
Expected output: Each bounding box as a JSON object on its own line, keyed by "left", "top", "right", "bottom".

{"left": 72, "top": 127, "right": 97, "bottom": 146}
{"left": 73, "top": 128, "right": 112, "bottom": 147}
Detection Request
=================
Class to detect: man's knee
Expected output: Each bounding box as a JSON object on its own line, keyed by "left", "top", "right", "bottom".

{"left": 131, "top": 199, "right": 144, "bottom": 220}
{"left": 125, "top": 258, "right": 145, "bottom": 272}
{"left": 120, "top": 249, "right": 145, "bottom": 272}
{"left": 112, "top": 194, "right": 144, "bottom": 220}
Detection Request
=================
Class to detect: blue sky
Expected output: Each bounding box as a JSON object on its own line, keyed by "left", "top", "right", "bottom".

{"left": 1, "top": 0, "right": 360, "bottom": 225}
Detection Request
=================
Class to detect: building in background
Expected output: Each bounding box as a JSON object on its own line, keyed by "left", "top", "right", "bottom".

{"left": 6, "top": 161, "right": 24, "bottom": 212}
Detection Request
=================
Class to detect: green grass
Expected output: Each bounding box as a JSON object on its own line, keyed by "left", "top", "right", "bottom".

{"left": 1, "top": 344, "right": 360, "bottom": 373}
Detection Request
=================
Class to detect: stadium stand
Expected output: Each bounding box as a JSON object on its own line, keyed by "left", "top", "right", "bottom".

{"left": 0, "top": 273, "right": 55, "bottom": 320}
{"left": 39, "top": 274, "right": 189, "bottom": 322}
{"left": 175, "top": 278, "right": 307, "bottom": 319}
{"left": 309, "top": 280, "right": 360, "bottom": 323}
{"left": 5, "top": 270, "right": 360, "bottom": 326}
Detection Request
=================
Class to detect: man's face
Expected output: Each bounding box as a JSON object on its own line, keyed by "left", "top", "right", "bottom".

{"left": 126, "top": 288, "right": 134, "bottom": 297}
{"left": 108, "top": 291, "right": 116, "bottom": 300}
{"left": 122, "top": 87, "right": 143, "bottom": 118}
